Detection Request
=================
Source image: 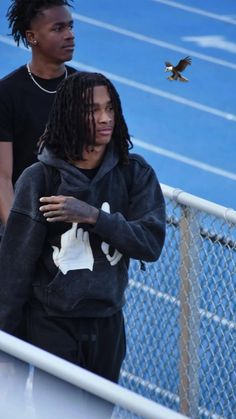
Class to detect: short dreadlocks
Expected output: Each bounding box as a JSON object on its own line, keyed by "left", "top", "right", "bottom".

{"left": 7, "top": 0, "right": 73, "bottom": 47}
{"left": 40, "top": 72, "right": 133, "bottom": 164}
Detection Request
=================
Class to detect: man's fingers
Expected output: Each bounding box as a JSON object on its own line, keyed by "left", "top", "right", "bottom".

{"left": 39, "top": 196, "right": 75, "bottom": 216}
{"left": 39, "top": 204, "right": 64, "bottom": 213}
{"left": 45, "top": 216, "right": 70, "bottom": 223}
{"left": 47, "top": 213, "right": 63, "bottom": 218}
{"left": 40, "top": 195, "right": 64, "bottom": 203}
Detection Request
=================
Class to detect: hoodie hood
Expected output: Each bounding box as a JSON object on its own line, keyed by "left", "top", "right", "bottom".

{"left": 37, "top": 143, "right": 119, "bottom": 194}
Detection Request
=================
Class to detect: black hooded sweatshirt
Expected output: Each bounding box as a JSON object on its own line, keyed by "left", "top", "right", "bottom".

{"left": 0, "top": 144, "right": 166, "bottom": 335}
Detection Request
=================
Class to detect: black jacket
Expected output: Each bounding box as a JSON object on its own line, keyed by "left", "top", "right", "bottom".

{"left": 0, "top": 144, "right": 165, "bottom": 334}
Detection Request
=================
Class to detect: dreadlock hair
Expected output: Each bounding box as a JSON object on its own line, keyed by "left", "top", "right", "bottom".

{"left": 40, "top": 72, "right": 133, "bottom": 164}
{"left": 7, "top": 0, "right": 73, "bottom": 47}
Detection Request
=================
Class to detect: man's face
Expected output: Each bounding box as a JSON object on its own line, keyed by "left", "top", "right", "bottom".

{"left": 88, "top": 85, "right": 115, "bottom": 146}
{"left": 26, "top": 6, "right": 75, "bottom": 63}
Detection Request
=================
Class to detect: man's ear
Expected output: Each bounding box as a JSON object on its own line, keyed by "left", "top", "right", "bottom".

{"left": 25, "top": 30, "right": 38, "bottom": 46}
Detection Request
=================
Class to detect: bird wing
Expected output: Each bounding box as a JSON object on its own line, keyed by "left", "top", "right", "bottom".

{"left": 174, "top": 56, "right": 191, "bottom": 72}
{"left": 165, "top": 61, "right": 173, "bottom": 67}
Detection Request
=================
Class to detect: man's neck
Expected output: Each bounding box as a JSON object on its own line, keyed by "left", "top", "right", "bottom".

{"left": 73, "top": 145, "right": 107, "bottom": 169}
{"left": 29, "top": 57, "right": 66, "bottom": 79}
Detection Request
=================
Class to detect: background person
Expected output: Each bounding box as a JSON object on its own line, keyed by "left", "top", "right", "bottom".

{"left": 0, "top": 0, "right": 76, "bottom": 231}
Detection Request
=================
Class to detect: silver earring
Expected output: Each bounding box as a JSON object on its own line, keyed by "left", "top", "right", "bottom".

{"left": 33, "top": 40, "right": 37, "bottom": 45}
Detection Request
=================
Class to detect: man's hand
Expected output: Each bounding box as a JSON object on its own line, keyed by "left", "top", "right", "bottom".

{"left": 39, "top": 195, "right": 99, "bottom": 224}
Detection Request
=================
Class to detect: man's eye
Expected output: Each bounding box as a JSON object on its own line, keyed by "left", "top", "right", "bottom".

{"left": 90, "top": 107, "right": 99, "bottom": 113}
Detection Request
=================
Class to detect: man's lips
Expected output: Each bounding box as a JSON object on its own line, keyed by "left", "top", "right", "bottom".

{"left": 97, "top": 128, "right": 113, "bottom": 135}
{"left": 62, "top": 44, "right": 75, "bottom": 50}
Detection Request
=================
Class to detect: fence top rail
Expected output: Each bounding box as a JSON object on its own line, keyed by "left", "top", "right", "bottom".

{"left": 161, "top": 183, "right": 236, "bottom": 224}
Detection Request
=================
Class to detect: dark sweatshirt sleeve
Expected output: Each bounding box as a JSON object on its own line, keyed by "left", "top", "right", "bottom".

{"left": 0, "top": 166, "right": 47, "bottom": 335}
{"left": 92, "top": 162, "right": 166, "bottom": 262}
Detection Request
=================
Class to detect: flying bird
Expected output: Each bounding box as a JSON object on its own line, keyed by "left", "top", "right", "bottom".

{"left": 165, "top": 56, "right": 192, "bottom": 81}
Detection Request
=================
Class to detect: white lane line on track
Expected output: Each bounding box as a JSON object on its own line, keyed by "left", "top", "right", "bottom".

{"left": 132, "top": 138, "right": 236, "bottom": 181}
{"left": 72, "top": 13, "right": 236, "bottom": 70}
{"left": 0, "top": 36, "right": 235, "bottom": 122}
{"left": 151, "top": 0, "right": 236, "bottom": 25}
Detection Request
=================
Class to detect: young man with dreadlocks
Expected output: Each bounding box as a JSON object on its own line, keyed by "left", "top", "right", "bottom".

{"left": 0, "top": 0, "right": 76, "bottom": 234}
{"left": 0, "top": 72, "right": 166, "bottom": 384}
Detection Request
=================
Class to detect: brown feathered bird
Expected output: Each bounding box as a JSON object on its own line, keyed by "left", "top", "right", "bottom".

{"left": 165, "top": 56, "right": 191, "bottom": 81}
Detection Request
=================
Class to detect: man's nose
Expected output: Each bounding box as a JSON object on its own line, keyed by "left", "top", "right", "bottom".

{"left": 64, "top": 27, "right": 74, "bottom": 39}
{"left": 98, "top": 110, "right": 112, "bottom": 123}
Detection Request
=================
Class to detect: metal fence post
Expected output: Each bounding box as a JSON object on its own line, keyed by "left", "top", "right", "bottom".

{"left": 179, "top": 206, "right": 201, "bottom": 418}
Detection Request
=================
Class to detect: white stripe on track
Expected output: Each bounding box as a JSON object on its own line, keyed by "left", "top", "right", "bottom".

{"left": 72, "top": 13, "right": 236, "bottom": 70}
{"left": 151, "top": 0, "right": 236, "bottom": 25}
{"left": 132, "top": 138, "right": 236, "bottom": 181}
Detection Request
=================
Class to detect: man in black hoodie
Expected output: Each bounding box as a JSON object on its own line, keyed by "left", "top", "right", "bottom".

{"left": 0, "top": 72, "right": 166, "bottom": 383}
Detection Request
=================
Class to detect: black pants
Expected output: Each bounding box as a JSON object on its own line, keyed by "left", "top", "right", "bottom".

{"left": 28, "top": 308, "right": 126, "bottom": 383}
{"left": 27, "top": 309, "right": 126, "bottom": 418}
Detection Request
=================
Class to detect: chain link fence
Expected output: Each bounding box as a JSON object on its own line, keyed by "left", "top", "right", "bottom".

{"left": 119, "top": 184, "right": 236, "bottom": 419}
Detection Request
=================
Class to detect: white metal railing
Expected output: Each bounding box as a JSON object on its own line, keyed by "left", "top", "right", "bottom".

{"left": 161, "top": 183, "right": 236, "bottom": 223}
{"left": 0, "top": 330, "right": 187, "bottom": 419}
